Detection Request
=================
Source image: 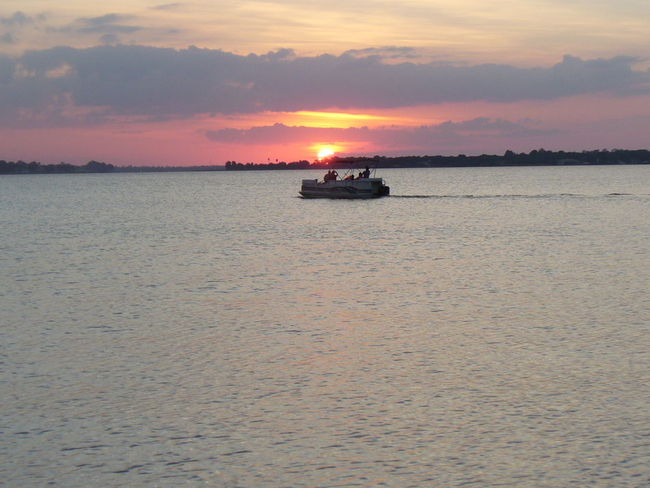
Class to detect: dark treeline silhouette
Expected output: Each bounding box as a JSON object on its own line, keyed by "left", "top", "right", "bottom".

{"left": 0, "top": 160, "right": 115, "bottom": 174}
{"left": 2, "top": 149, "right": 649, "bottom": 174}
{"left": 115, "top": 165, "right": 224, "bottom": 173}
{"left": 224, "top": 160, "right": 312, "bottom": 170}
{"left": 0, "top": 160, "right": 224, "bottom": 174}
{"left": 226, "top": 149, "right": 650, "bottom": 170}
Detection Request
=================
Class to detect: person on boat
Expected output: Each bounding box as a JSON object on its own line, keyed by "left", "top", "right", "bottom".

{"left": 362, "top": 166, "right": 371, "bottom": 178}
{"left": 358, "top": 171, "right": 364, "bottom": 179}
{"left": 324, "top": 170, "right": 337, "bottom": 182}
{"left": 344, "top": 174, "right": 354, "bottom": 181}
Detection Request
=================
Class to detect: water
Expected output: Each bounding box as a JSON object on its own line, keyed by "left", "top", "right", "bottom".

{"left": 1, "top": 166, "right": 649, "bottom": 487}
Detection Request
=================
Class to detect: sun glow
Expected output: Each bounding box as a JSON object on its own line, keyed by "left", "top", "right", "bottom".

{"left": 317, "top": 147, "right": 335, "bottom": 160}
{"left": 295, "top": 111, "right": 393, "bottom": 128}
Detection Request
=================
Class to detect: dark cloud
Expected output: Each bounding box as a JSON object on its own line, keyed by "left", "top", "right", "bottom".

{"left": 99, "top": 34, "right": 121, "bottom": 45}
{"left": 206, "top": 119, "right": 556, "bottom": 150}
{"left": 151, "top": 3, "right": 184, "bottom": 10}
{"left": 0, "top": 45, "right": 648, "bottom": 127}
{"left": 0, "top": 11, "right": 47, "bottom": 26}
{"left": 0, "top": 11, "right": 47, "bottom": 44}
{"left": 259, "top": 48, "right": 295, "bottom": 61}
{"left": 74, "top": 14, "right": 141, "bottom": 34}
{"left": 1, "top": 11, "right": 35, "bottom": 26}
{"left": 0, "top": 32, "right": 14, "bottom": 44}
{"left": 342, "top": 46, "right": 419, "bottom": 60}
{"left": 0, "top": 54, "right": 15, "bottom": 83}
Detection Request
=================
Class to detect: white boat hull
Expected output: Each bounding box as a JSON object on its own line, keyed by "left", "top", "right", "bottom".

{"left": 299, "top": 178, "right": 390, "bottom": 199}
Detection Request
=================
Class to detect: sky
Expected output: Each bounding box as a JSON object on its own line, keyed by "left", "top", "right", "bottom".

{"left": 1, "top": 1, "right": 649, "bottom": 165}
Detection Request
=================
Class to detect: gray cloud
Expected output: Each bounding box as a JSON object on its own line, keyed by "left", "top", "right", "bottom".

{"left": 0, "top": 32, "right": 14, "bottom": 44}
{"left": 0, "top": 11, "right": 47, "bottom": 44}
{"left": 0, "top": 54, "right": 14, "bottom": 83}
{"left": 74, "top": 14, "right": 142, "bottom": 34}
{"left": 342, "top": 46, "right": 419, "bottom": 60}
{"left": 99, "top": 34, "right": 121, "bottom": 45}
{"left": 206, "top": 118, "right": 556, "bottom": 150}
{"left": 0, "top": 45, "right": 648, "bottom": 127}
{"left": 1, "top": 11, "right": 36, "bottom": 26}
{"left": 151, "top": 3, "right": 184, "bottom": 10}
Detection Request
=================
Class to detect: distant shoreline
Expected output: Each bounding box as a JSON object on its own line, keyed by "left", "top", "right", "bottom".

{"left": 2, "top": 149, "right": 649, "bottom": 174}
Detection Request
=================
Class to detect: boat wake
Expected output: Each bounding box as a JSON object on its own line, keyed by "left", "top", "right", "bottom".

{"left": 390, "top": 193, "right": 643, "bottom": 199}
{"left": 390, "top": 193, "right": 580, "bottom": 199}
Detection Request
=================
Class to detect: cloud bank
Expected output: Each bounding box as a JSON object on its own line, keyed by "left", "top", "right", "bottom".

{"left": 0, "top": 44, "right": 648, "bottom": 126}
{"left": 1, "top": 11, "right": 41, "bottom": 26}
{"left": 206, "top": 118, "right": 556, "bottom": 152}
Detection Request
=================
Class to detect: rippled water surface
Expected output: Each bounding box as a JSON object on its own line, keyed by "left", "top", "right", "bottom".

{"left": 2, "top": 166, "right": 649, "bottom": 487}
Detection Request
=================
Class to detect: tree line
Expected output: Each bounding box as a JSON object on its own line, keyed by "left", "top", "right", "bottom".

{"left": 225, "top": 149, "right": 650, "bottom": 170}
{"left": 0, "top": 160, "right": 226, "bottom": 174}
{"left": 0, "top": 160, "right": 115, "bottom": 174}
{"left": 224, "top": 160, "right": 312, "bottom": 170}
{"left": 2, "top": 149, "right": 648, "bottom": 174}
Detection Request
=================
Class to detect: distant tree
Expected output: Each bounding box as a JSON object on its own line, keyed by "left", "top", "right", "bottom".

{"left": 84, "top": 160, "right": 115, "bottom": 172}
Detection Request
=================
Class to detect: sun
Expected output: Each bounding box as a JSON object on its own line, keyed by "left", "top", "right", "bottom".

{"left": 317, "top": 147, "right": 335, "bottom": 160}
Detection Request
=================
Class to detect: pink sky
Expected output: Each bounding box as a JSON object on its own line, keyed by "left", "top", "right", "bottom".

{"left": 1, "top": 1, "right": 649, "bottom": 165}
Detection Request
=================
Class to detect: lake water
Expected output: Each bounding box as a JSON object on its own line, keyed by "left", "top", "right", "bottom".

{"left": 1, "top": 166, "right": 649, "bottom": 487}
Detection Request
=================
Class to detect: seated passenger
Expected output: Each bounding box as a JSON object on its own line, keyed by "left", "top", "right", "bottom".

{"left": 362, "top": 166, "right": 371, "bottom": 178}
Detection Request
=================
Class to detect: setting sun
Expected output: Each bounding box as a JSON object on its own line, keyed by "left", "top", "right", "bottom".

{"left": 317, "top": 147, "right": 335, "bottom": 160}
